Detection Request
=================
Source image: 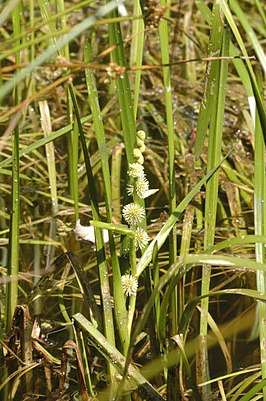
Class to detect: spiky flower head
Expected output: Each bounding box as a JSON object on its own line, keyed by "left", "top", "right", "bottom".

{"left": 128, "top": 163, "right": 144, "bottom": 178}
{"left": 135, "top": 227, "right": 149, "bottom": 250}
{"left": 121, "top": 274, "right": 138, "bottom": 297}
{"left": 135, "top": 176, "right": 149, "bottom": 198}
{"left": 127, "top": 176, "right": 149, "bottom": 199}
{"left": 122, "top": 203, "right": 145, "bottom": 226}
{"left": 126, "top": 183, "right": 134, "bottom": 197}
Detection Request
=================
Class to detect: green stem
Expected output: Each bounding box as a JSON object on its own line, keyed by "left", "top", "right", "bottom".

{"left": 5, "top": 0, "right": 21, "bottom": 332}
{"left": 128, "top": 237, "right": 137, "bottom": 335}
{"left": 254, "top": 75, "right": 266, "bottom": 397}
{"left": 159, "top": 0, "right": 177, "bottom": 337}
{"left": 130, "top": 0, "right": 144, "bottom": 119}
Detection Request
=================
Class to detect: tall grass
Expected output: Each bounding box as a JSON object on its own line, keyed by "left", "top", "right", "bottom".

{"left": 0, "top": 1, "right": 266, "bottom": 400}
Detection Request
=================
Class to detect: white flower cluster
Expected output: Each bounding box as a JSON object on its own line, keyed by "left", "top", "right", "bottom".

{"left": 135, "top": 227, "right": 150, "bottom": 250}
{"left": 121, "top": 274, "right": 138, "bottom": 296}
{"left": 122, "top": 203, "right": 145, "bottom": 226}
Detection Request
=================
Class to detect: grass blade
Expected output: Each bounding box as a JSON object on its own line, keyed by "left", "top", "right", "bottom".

{"left": 231, "top": 0, "right": 266, "bottom": 75}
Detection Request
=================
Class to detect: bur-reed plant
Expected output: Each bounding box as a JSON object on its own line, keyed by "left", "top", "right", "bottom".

{"left": 1, "top": 1, "right": 266, "bottom": 400}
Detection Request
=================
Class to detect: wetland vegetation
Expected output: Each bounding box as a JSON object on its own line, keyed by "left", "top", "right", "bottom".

{"left": 0, "top": 0, "right": 266, "bottom": 400}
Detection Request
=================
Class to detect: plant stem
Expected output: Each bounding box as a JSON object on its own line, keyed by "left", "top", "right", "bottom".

{"left": 130, "top": 0, "right": 144, "bottom": 119}
{"left": 254, "top": 75, "right": 266, "bottom": 398}
{"left": 5, "top": 0, "right": 21, "bottom": 332}
{"left": 159, "top": 0, "right": 177, "bottom": 335}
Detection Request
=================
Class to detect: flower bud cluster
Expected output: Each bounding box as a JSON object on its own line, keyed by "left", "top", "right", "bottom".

{"left": 133, "top": 130, "right": 146, "bottom": 164}
{"left": 126, "top": 131, "right": 149, "bottom": 199}
{"left": 122, "top": 130, "right": 150, "bottom": 252}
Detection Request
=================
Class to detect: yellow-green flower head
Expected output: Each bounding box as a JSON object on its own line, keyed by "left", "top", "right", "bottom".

{"left": 121, "top": 274, "right": 138, "bottom": 296}
{"left": 133, "top": 148, "right": 144, "bottom": 164}
{"left": 122, "top": 203, "right": 145, "bottom": 226}
{"left": 133, "top": 148, "right": 142, "bottom": 159}
{"left": 136, "top": 138, "right": 145, "bottom": 148}
{"left": 128, "top": 163, "right": 145, "bottom": 178}
{"left": 137, "top": 130, "right": 146, "bottom": 141}
{"left": 136, "top": 138, "right": 146, "bottom": 153}
{"left": 135, "top": 227, "right": 149, "bottom": 249}
{"left": 135, "top": 176, "right": 149, "bottom": 198}
{"left": 138, "top": 144, "right": 146, "bottom": 153}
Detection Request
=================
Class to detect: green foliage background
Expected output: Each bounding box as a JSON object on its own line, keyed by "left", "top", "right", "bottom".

{"left": 0, "top": 0, "right": 266, "bottom": 400}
